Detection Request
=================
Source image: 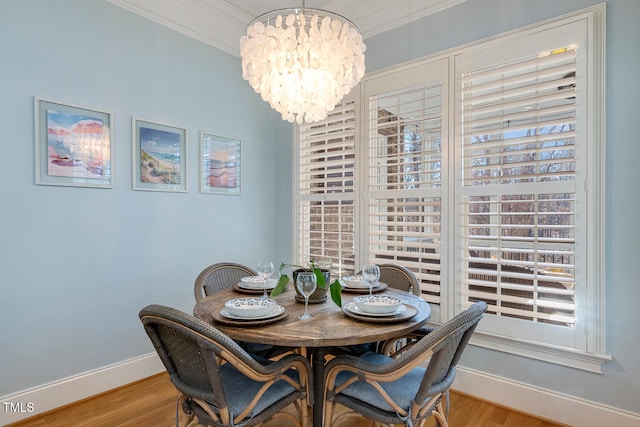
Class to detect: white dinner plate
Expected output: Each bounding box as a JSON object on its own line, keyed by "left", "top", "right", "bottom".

{"left": 220, "top": 304, "right": 285, "bottom": 320}
{"left": 340, "top": 278, "right": 381, "bottom": 289}
{"left": 237, "top": 281, "right": 277, "bottom": 290}
{"left": 344, "top": 302, "right": 407, "bottom": 317}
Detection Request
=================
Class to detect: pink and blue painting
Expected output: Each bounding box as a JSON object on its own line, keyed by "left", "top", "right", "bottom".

{"left": 46, "top": 109, "right": 110, "bottom": 179}
{"left": 200, "top": 132, "right": 241, "bottom": 195}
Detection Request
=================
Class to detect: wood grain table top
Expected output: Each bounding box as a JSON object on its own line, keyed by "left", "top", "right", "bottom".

{"left": 193, "top": 287, "right": 431, "bottom": 348}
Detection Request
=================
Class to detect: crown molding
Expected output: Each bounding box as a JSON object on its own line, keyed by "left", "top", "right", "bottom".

{"left": 108, "top": 0, "right": 467, "bottom": 56}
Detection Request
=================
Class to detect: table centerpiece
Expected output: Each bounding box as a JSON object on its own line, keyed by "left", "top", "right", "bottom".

{"left": 270, "top": 259, "right": 342, "bottom": 307}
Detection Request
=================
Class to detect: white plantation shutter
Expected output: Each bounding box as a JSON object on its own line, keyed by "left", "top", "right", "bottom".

{"left": 453, "top": 17, "right": 603, "bottom": 355}
{"left": 364, "top": 60, "right": 447, "bottom": 308}
{"left": 297, "top": 99, "right": 357, "bottom": 276}
{"left": 461, "top": 47, "right": 578, "bottom": 326}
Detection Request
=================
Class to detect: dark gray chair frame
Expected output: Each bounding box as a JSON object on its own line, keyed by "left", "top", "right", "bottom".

{"left": 323, "top": 301, "right": 487, "bottom": 427}
{"left": 140, "top": 304, "right": 312, "bottom": 427}
{"left": 378, "top": 263, "right": 421, "bottom": 296}
{"left": 194, "top": 262, "right": 257, "bottom": 302}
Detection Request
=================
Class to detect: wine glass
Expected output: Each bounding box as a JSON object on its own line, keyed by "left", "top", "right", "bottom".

{"left": 296, "top": 272, "right": 317, "bottom": 320}
{"left": 256, "top": 261, "right": 274, "bottom": 298}
{"left": 362, "top": 264, "right": 380, "bottom": 296}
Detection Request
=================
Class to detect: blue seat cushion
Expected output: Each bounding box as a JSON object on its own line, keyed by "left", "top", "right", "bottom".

{"left": 220, "top": 363, "right": 299, "bottom": 418}
{"left": 334, "top": 351, "right": 425, "bottom": 412}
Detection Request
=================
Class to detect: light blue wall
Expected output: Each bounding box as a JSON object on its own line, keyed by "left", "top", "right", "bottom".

{"left": 0, "top": 0, "right": 292, "bottom": 396}
{"left": 2, "top": 0, "right": 638, "bottom": 418}
{"left": 365, "top": 0, "right": 640, "bottom": 414}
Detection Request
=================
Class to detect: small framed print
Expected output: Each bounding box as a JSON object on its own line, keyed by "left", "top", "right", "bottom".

{"left": 132, "top": 118, "right": 187, "bottom": 192}
{"left": 35, "top": 97, "right": 113, "bottom": 188}
{"left": 200, "top": 132, "right": 242, "bottom": 195}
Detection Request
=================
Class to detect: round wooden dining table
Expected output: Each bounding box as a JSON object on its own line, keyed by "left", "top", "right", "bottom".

{"left": 194, "top": 286, "right": 431, "bottom": 427}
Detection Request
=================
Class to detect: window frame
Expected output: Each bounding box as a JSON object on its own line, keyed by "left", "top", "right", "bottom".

{"left": 292, "top": 4, "right": 608, "bottom": 372}
{"left": 450, "top": 5, "right": 608, "bottom": 372}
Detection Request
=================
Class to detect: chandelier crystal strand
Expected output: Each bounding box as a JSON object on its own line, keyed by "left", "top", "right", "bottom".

{"left": 240, "top": 8, "right": 366, "bottom": 124}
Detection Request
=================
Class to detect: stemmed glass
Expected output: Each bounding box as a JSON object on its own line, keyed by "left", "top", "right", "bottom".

{"left": 256, "top": 261, "right": 274, "bottom": 298}
{"left": 296, "top": 272, "right": 317, "bottom": 320}
{"left": 362, "top": 264, "right": 380, "bottom": 296}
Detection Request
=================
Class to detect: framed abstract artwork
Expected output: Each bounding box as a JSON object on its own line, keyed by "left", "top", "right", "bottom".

{"left": 35, "top": 97, "right": 113, "bottom": 188}
{"left": 200, "top": 132, "right": 242, "bottom": 195}
{"left": 132, "top": 118, "right": 187, "bottom": 192}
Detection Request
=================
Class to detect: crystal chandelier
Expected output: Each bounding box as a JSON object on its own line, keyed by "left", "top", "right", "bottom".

{"left": 240, "top": 7, "right": 366, "bottom": 124}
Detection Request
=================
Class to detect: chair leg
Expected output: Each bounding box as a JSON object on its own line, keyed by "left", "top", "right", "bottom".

{"left": 299, "top": 399, "right": 310, "bottom": 427}
{"left": 323, "top": 399, "right": 335, "bottom": 427}
{"left": 435, "top": 390, "right": 450, "bottom": 427}
{"left": 433, "top": 399, "right": 449, "bottom": 427}
{"left": 177, "top": 394, "right": 194, "bottom": 427}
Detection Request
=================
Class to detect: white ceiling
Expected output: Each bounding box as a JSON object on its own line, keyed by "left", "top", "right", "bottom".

{"left": 108, "top": 0, "right": 467, "bottom": 57}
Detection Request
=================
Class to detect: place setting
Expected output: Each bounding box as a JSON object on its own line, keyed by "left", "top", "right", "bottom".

{"left": 340, "top": 275, "right": 388, "bottom": 293}
{"left": 342, "top": 294, "right": 418, "bottom": 323}
{"left": 213, "top": 297, "right": 288, "bottom": 326}
{"left": 340, "top": 263, "right": 387, "bottom": 295}
{"left": 233, "top": 260, "right": 282, "bottom": 295}
{"left": 233, "top": 275, "right": 279, "bottom": 295}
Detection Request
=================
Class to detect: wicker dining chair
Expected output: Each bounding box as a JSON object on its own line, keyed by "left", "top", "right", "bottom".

{"left": 323, "top": 301, "right": 487, "bottom": 427}
{"left": 194, "top": 262, "right": 257, "bottom": 302}
{"left": 194, "top": 262, "right": 294, "bottom": 359}
{"left": 139, "top": 304, "right": 312, "bottom": 427}
{"left": 378, "top": 263, "right": 421, "bottom": 296}
{"left": 373, "top": 263, "right": 430, "bottom": 354}
{"left": 345, "top": 263, "right": 425, "bottom": 356}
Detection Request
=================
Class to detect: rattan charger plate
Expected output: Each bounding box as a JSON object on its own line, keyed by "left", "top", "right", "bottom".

{"left": 233, "top": 282, "right": 278, "bottom": 295}
{"left": 341, "top": 282, "right": 388, "bottom": 294}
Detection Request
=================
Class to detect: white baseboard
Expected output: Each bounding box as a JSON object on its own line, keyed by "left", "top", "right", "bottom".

{"left": 454, "top": 366, "right": 640, "bottom": 427}
{"left": 0, "top": 352, "right": 164, "bottom": 425}
{"left": 3, "top": 355, "right": 639, "bottom": 426}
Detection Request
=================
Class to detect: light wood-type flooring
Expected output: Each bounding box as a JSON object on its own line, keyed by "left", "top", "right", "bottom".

{"left": 8, "top": 373, "right": 567, "bottom": 427}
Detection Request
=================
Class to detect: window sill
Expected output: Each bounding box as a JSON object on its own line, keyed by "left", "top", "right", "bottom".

{"left": 470, "top": 331, "right": 612, "bottom": 373}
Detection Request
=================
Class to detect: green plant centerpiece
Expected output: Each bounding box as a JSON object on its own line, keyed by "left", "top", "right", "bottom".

{"left": 270, "top": 260, "right": 342, "bottom": 308}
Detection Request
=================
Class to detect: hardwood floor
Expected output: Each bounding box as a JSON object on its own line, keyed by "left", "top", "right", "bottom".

{"left": 7, "top": 374, "right": 177, "bottom": 427}
{"left": 8, "top": 373, "right": 567, "bottom": 427}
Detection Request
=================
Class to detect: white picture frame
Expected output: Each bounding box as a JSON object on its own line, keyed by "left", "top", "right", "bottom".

{"left": 35, "top": 97, "right": 113, "bottom": 188}
{"left": 132, "top": 118, "right": 187, "bottom": 192}
{"left": 200, "top": 131, "right": 242, "bottom": 195}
